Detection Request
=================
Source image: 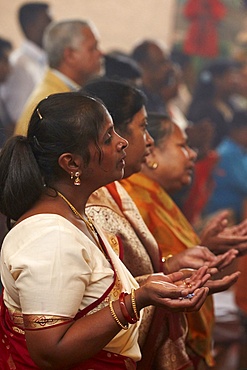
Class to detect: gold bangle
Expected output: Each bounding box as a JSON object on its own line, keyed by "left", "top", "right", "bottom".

{"left": 109, "top": 300, "right": 128, "bottom": 330}
{"left": 162, "top": 254, "right": 173, "bottom": 273}
{"left": 131, "top": 289, "right": 140, "bottom": 321}
{"left": 161, "top": 254, "right": 173, "bottom": 263}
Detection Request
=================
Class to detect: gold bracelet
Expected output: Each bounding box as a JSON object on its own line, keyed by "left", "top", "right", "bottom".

{"left": 109, "top": 300, "right": 128, "bottom": 330}
{"left": 131, "top": 289, "right": 140, "bottom": 321}
{"left": 162, "top": 254, "right": 173, "bottom": 263}
{"left": 162, "top": 254, "right": 173, "bottom": 273}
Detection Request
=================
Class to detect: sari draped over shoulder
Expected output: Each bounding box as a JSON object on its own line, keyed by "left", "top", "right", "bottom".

{"left": 87, "top": 182, "right": 194, "bottom": 370}
{"left": 121, "top": 173, "right": 215, "bottom": 368}
{"left": 0, "top": 215, "right": 140, "bottom": 369}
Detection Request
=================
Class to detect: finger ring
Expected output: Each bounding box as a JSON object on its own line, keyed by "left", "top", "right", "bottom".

{"left": 183, "top": 281, "right": 192, "bottom": 288}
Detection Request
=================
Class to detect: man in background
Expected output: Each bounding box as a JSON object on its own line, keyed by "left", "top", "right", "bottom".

{"left": 1, "top": 2, "right": 52, "bottom": 124}
{"left": 0, "top": 36, "right": 13, "bottom": 293}
{"left": 0, "top": 37, "right": 13, "bottom": 146}
{"left": 131, "top": 39, "right": 189, "bottom": 129}
{"left": 15, "top": 18, "right": 103, "bottom": 136}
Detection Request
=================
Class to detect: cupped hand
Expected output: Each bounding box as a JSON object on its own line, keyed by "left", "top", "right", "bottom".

{"left": 199, "top": 211, "right": 247, "bottom": 254}
{"left": 165, "top": 246, "right": 219, "bottom": 273}
{"left": 205, "top": 271, "right": 240, "bottom": 295}
{"left": 207, "top": 249, "right": 238, "bottom": 271}
{"left": 225, "top": 219, "right": 247, "bottom": 237}
{"left": 136, "top": 266, "right": 210, "bottom": 312}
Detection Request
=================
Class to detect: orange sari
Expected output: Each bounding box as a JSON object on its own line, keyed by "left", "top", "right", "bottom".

{"left": 121, "top": 173, "right": 215, "bottom": 368}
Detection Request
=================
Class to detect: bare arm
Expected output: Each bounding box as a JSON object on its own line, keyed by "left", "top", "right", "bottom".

{"left": 25, "top": 268, "right": 210, "bottom": 370}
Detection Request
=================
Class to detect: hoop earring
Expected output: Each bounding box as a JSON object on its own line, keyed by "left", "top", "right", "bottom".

{"left": 74, "top": 171, "right": 81, "bottom": 186}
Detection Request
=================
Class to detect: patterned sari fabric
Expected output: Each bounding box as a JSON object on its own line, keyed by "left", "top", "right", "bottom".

{"left": 121, "top": 173, "right": 215, "bottom": 368}
{"left": 86, "top": 182, "right": 194, "bottom": 370}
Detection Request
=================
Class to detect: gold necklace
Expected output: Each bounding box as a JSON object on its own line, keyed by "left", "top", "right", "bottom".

{"left": 57, "top": 191, "right": 108, "bottom": 258}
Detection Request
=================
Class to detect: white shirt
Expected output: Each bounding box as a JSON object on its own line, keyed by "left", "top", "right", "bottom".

{"left": 1, "top": 40, "right": 47, "bottom": 122}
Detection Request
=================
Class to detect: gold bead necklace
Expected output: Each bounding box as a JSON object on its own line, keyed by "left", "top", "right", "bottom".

{"left": 57, "top": 191, "right": 108, "bottom": 259}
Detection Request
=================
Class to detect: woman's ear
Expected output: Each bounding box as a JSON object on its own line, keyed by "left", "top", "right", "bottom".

{"left": 58, "top": 153, "right": 83, "bottom": 174}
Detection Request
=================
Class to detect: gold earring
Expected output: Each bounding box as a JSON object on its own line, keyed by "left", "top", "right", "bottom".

{"left": 74, "top": 171, "right": 81, "bottom": 186}
{"left": 147, "top": 161, "right": 158, "bottom": 169}
{"left": 70, "top": 172, "right": 74, "bottom": 180}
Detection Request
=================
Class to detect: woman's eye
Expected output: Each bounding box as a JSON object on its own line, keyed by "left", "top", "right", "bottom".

{"left": 105, "top": 133, "right": 112, "bottom": 144}
{"left": 179, "top": 144, "right": 189, "bottom": 157}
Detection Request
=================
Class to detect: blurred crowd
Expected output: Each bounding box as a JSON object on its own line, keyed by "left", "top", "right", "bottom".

{"left": 1, "top": 1, "right": 247, "bottom": 369}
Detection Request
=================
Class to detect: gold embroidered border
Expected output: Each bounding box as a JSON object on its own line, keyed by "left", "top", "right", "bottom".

{"left": 23, "top": 314, "right": 72, "bottom": 330}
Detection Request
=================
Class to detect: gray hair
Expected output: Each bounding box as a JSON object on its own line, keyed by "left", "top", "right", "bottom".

{"left": 43, "top": 19, "right": 91, "bottom": 68}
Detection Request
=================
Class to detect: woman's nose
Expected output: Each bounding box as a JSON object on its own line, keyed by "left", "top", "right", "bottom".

{"left": 117, "top": 134, "right": 128, "bottom": 150}
{"left": 189, "top": 146, "right": 198, "bottom": 161}
{"left": 146, "top": 130, "right": 154, "bottom": 146}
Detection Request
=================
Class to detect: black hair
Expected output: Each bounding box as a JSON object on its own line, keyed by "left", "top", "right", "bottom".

{"left": 187, "top": 102, "right": 213, "bottom": 124}
{"left": 229, "top": 110, "right": 247, "bottom": 131}
{"left": 82, "top": 79, "right": 146, "bottom": 135}
{"left": 0, "top": 92, "right": 107, "bottom": 221}
{"left": 0, "top": 37, "right": 12, "bottom": 59}
{"left": 131, "top": 40, "right": 154, "bottom": 64}
{"left": 191, "top": 58, "right": 241, "bottom": 102}
{"left": 18, "top": 2, "right": 49, "bottom": 34}
{"left": 170, "top": 45, "right": 191, "bottom": 70}
{"left": 104, "top": 54, "right": 142, "bottom": 81}
{"left": 147, "top": 112, "right": 173, "bottom": 146}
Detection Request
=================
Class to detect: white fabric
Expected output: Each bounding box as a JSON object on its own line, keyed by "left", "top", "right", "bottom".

{"left": 51, "top": 69, "right": 80, "bottom": 92}
{"left": 1, "top": 40, "right": 47, "bottom": 122}
{"left": 167, "top": 101, "right": 189, "bottom": 131}
{"left": 0, "top": 214, "right": 141, "bottom": 360}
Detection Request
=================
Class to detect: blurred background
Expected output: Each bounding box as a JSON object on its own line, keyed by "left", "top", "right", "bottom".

{"left": 2, "top": 1, "right": 247, "bottom": 369}
{"left": 1, "top": 1, "right": 247, "bottom": 57}
{"left": 2, "top": 0, "right": 247, "bottom": 89}
{"left": 1, "top": 0, "right": 177, "bottom": 52}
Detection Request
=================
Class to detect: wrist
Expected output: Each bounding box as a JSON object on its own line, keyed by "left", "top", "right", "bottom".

{"left": 135, "top": 286, "right": 149, "bottom": 311}
{"left": 162, "top": 254, "right": 173, "bottom": 274}
{"left": 119, "top": 292, "right": 138, "bottom": 324}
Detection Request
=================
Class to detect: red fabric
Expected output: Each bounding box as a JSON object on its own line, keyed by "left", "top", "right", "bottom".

{"left": 137, "top": 309, "right": 192, "bottom": 370}
{"left": 0, "top": 293, "right": 39, "bottom": 369}
{"left": 72, "top": 351, "right": 136, "bottom": 370}
{"left": 183, "top": 0, "right": 226, "bottom": 57}
{"left": 0, "top": 292, "right": 136, "bottom": 370}
{"left": 182, "top": 151, "right": 219, "bottom": 225}
{"left": 106, "top": 182, "right": 123, "bottom": 211}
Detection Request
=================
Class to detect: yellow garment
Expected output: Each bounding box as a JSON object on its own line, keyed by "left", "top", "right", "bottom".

{"left": 14, "top": 69, "right": 74, "bottom": 136}
{"left": 121, "top": 173, "right": 215, "bottom": 367}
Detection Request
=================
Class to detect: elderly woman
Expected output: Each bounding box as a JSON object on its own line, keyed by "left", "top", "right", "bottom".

{"left": 120, "top": 113, "right": 247, "bottom": 369}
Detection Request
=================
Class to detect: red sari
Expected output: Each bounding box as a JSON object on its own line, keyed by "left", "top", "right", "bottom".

{"left": 0, "top": 291, "right": 136, "bottom": 370}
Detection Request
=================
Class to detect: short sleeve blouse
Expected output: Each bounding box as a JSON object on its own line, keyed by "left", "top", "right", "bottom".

{"left": 1, "top": 214, "right": 114, "bottom": 317}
